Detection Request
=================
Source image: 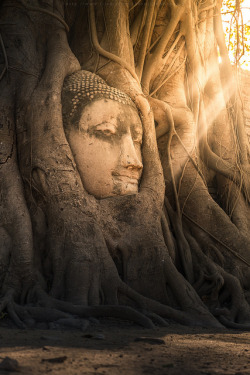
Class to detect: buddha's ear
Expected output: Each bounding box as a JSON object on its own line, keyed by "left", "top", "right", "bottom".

{"left": 147, "top": 97, "right": 172, "bottom": 139}
{"left": 134, "top": 95, "right": 165, "bottom": 209}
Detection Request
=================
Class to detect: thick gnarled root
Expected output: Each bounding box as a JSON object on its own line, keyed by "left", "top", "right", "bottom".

{"left": 0, "top": 289, "right": 26, "bottom": 329}
{"left": 27, "top": 285, "right": 155, "bottom": 329}
{"left": 184, "top": 229, "right": 250, "bottom": 327}
{"left": 118, "top": 282, "right": 223, "bottom": 329}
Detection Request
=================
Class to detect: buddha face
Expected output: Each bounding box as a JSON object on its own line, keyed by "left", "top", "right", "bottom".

{"left": 66, "top": 98, "right": 143, "bottom": 199}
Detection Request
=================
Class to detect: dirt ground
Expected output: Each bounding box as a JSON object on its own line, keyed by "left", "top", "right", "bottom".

{"left": 0, "top": 318, "right": 250, "bottom": 375}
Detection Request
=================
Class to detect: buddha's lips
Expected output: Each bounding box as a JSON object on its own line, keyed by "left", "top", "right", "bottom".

{"left": 114, "top": 175, "right": 139, "bottom": 184}
{"left": 112, "top": 171, "right": 141, "bottom": 184}
{"left": 112, "top": 170, "right": 142, "bottom": 179}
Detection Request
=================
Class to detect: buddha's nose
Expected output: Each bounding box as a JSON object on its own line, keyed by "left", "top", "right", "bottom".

{"left": 120, "top": 135, "right": 143, "bottom": 170}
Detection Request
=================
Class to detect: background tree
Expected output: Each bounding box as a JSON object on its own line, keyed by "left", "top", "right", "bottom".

{"left": 0, "top": 0, "right": 249, "bottom": 329}
{"left": 222, "top": 0, "right": 250, "bottom": 68}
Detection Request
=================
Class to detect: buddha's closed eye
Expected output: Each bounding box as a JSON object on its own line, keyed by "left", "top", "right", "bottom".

{"left": 93, "top": 122, "right": 117, "bottom": 137}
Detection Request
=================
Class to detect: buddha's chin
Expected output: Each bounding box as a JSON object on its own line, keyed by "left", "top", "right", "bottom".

{"left": 118, "top": 183, "right": 139, "bottom": 196}
{"left": 94, "top": 179, "right": 139, "bottom": 199}
{"left": 85, "top": 177, "right": 139, "bottom": 199}
{"left": 112, "top": 176, "right": 139, "bottom": 197}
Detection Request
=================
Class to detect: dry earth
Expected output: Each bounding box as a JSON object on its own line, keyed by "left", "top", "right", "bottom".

{"left": 0, "top": 318, "right": 250, "bottom": 375}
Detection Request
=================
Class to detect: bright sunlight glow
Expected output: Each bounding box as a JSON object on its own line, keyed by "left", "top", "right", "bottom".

{"left": 222, "top": 0, "right": 250, "bottom": 70}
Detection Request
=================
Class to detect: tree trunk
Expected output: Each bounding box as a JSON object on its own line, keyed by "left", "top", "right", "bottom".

{"left": 0, "top": 0, "right": 249, "bottom": 330}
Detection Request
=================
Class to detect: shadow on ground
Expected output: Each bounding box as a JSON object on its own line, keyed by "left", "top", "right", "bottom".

{"left": 0, "top": 319, "right": 249, "bottom": 375}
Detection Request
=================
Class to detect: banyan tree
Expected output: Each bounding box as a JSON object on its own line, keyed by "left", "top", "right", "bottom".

{"left": 0, "top": 0, "right": 250, "bottom": 330}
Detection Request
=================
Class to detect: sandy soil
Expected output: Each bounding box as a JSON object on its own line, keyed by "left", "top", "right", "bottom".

{"left": 0, "top": 318, "right": 250, "bottom": 375}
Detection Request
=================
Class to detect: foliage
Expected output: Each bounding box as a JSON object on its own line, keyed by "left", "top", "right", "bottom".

{"left": 222, "top": 0, "right": 250, "bottom": 68}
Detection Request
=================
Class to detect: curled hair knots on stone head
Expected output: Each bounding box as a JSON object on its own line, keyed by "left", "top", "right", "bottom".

{"left": 62, "top": 70, "right": 137, "bottom": 131}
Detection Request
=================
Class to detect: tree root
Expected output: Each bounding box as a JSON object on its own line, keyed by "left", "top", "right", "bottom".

{"left": 119, "top": 283, "right": 223, "bottom": 329}
{"left": 29, "top": 287, "right": 155, "bottom": 329}
{"left": 0, "top": 289, "right": 25, "bottom": 329}
{"left": 143, "top": 311, "right": 169, "bottom": 327}
{"left": 0, "top": 285, "right": 155, "bottom": 329}
{"left": 89, "top": 2, "right": 139, "bottom": 84}
{"left": 0, "top": 276, "right": 222, "bottom": 330}
{"left": 165, "top": 198, "right": 194, "bottom": 283}
{"left": 218, "top": 316, "right": 250, "bottom": 331}
{"left": 14, "top": 305, "right": 72, "bottom": 324}
{"left": 184, "top": 226, "right": 250, "bottom": 326}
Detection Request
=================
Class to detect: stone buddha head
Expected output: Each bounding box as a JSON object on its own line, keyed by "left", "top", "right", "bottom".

{"left": 62, "top": 71, "right": 143, "bottom": 199}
